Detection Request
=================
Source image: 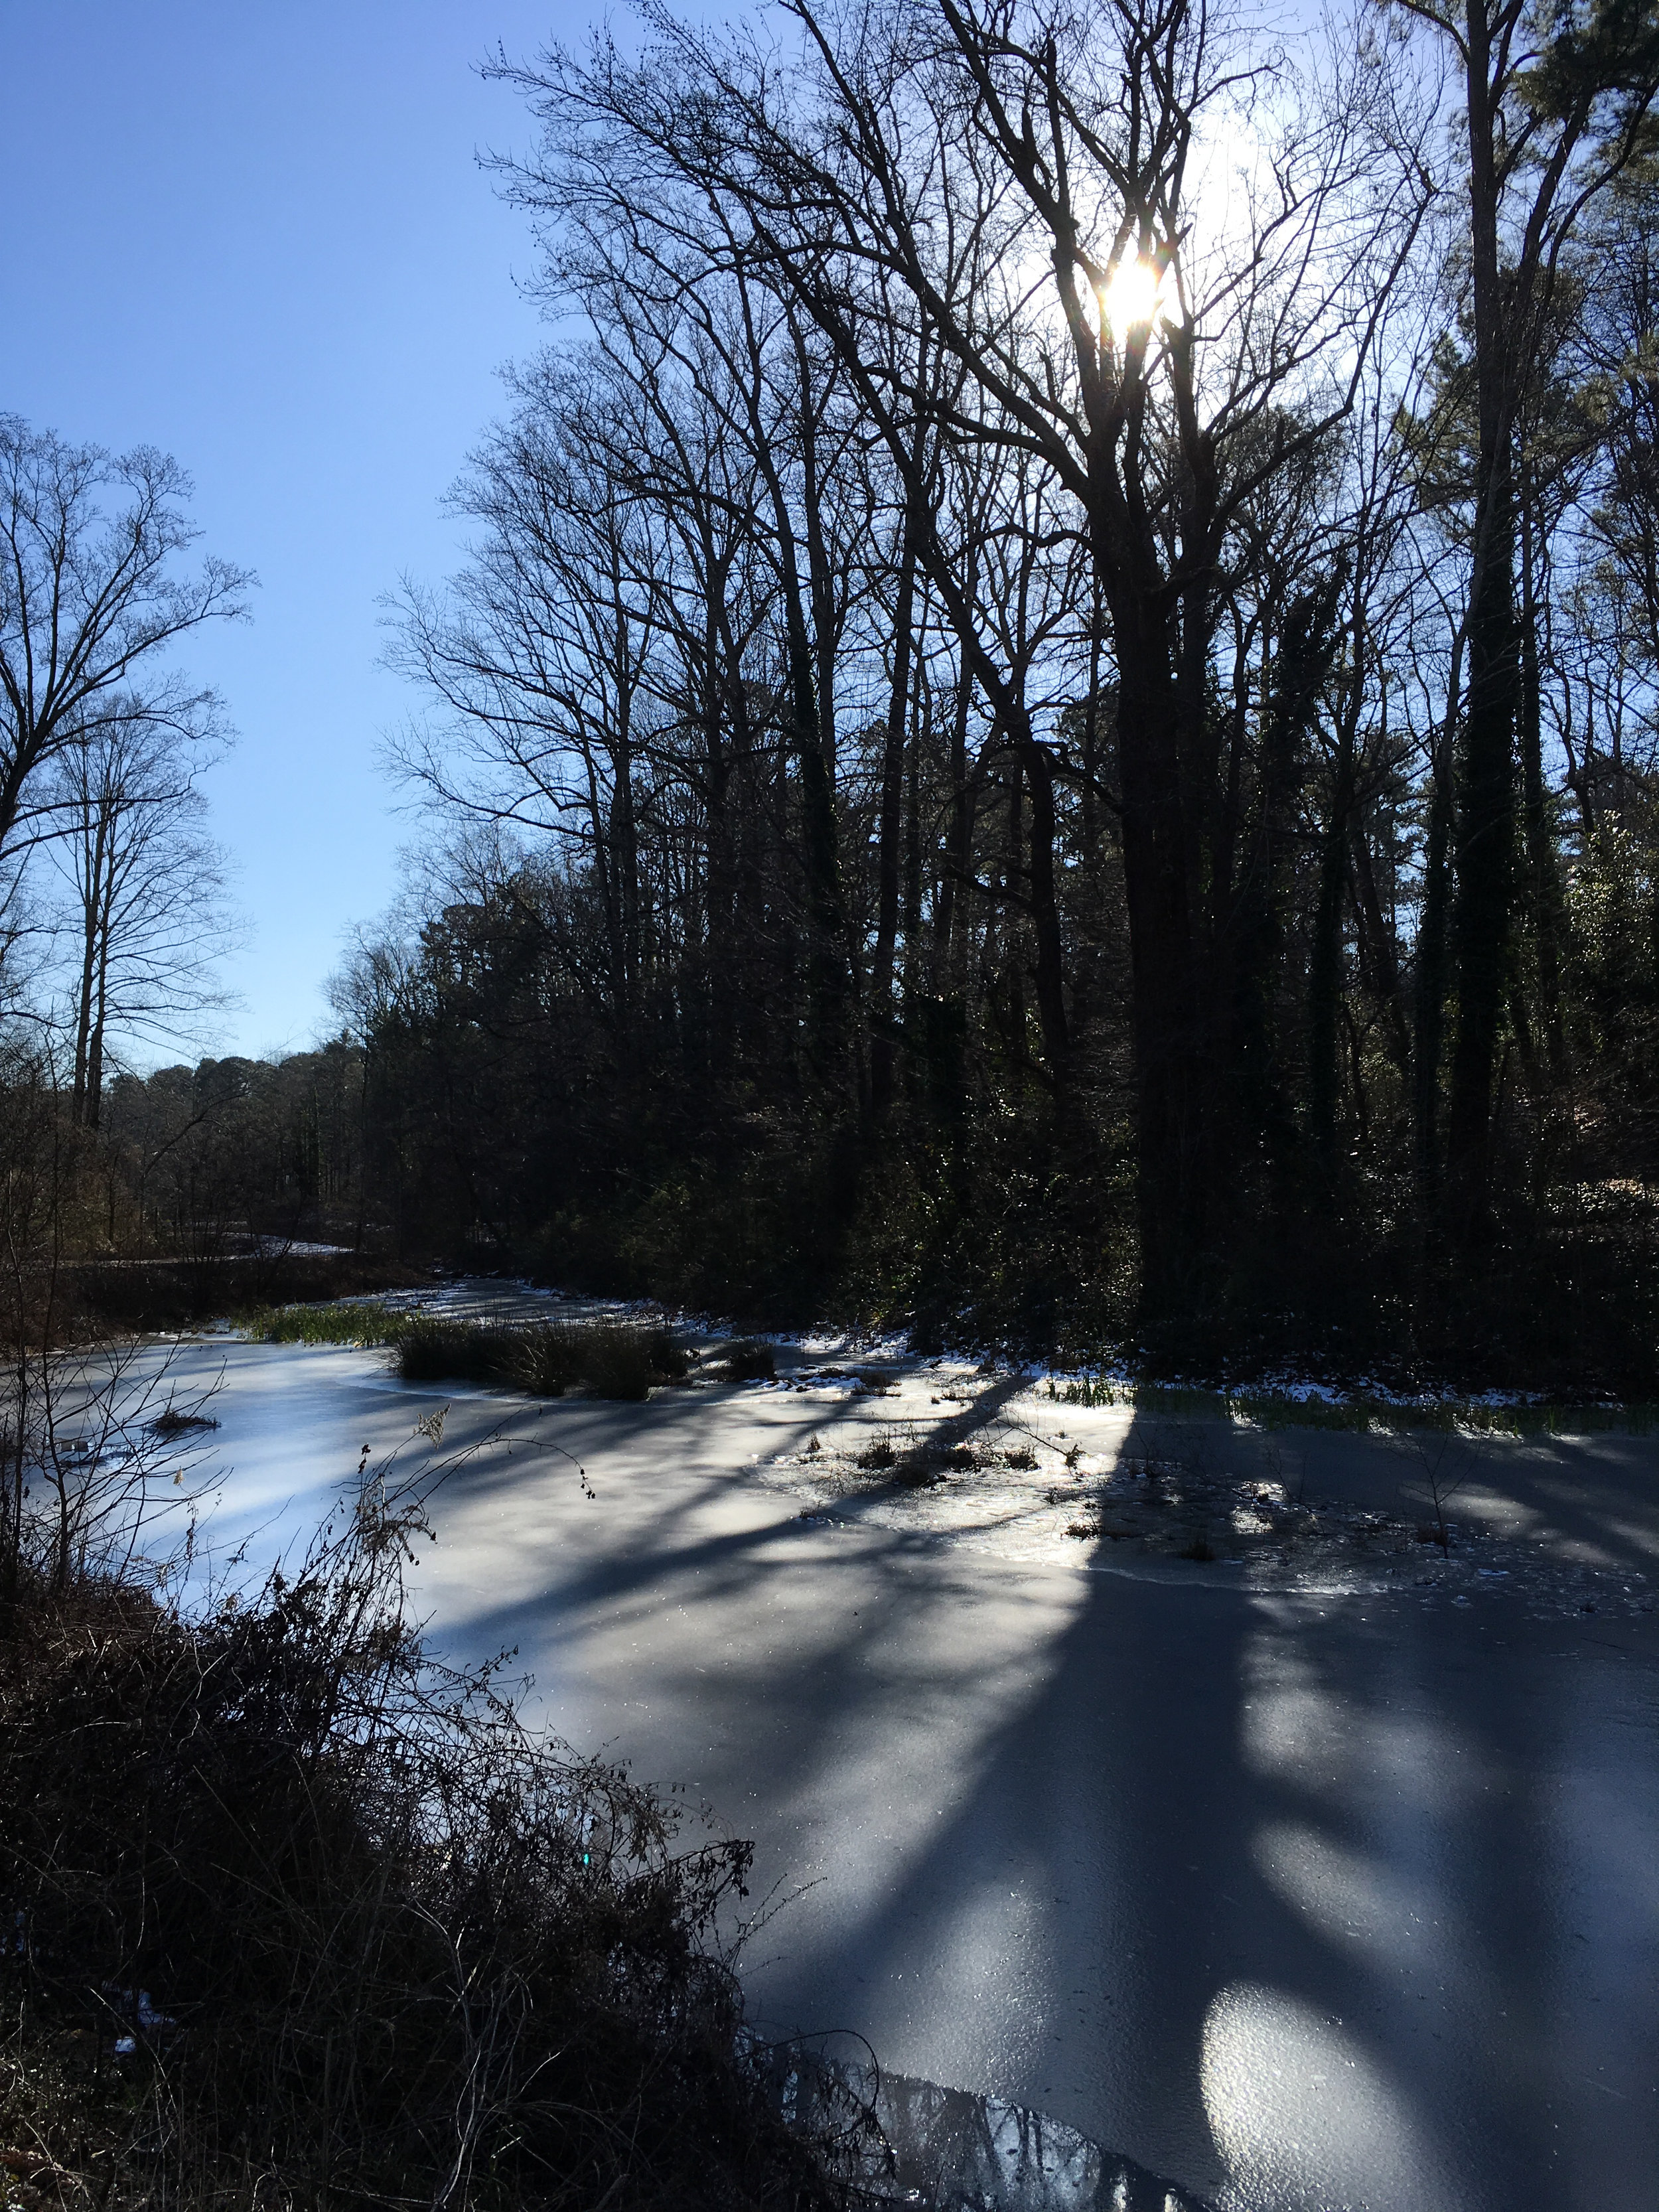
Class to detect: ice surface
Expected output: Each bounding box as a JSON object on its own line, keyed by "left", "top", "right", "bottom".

{"left": 82, "top": 1293, "right": 1659, "bottom": 2212}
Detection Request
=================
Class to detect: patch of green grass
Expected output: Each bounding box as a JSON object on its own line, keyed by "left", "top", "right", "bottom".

{"left": 1046, "top": 1376, "right": 1659, "bottom": 1436}
{"left": 244, "top": 1299, "right": 411, "bottom": 1348}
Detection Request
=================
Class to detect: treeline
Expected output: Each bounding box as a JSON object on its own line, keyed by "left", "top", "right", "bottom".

{"left": 97, "top": 1045, "right": 370, "bottom": 1252}
{"left": 321, "top": 0, "right": 1659, "bottom": 1384}
{"left": 0, "top": 1040, "right": 385, "bottom": 1345}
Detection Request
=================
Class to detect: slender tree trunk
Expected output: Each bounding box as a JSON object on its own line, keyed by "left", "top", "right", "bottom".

{"left": 70, "top": 802, "right": 109, "bottom": 1126}
{"left": 1518, "top": 486, "right": 1566, "bottom": 1080}
{"left": 1309, "top": 723, "right": 1355, "bottom": 1175}
{"left": 1415, "top": 760, "right": 1453, "bottom": 1191}
{"left": 1447, "top": 432, "right": 1518, "bottom": 1212}
{"left": 1350, "top": 821, "right": 1411, "bottom": 1080}
{"left": 1022, "top": 729, "right": 1068, "bottom": 1074}
{"left": 871, "top": 504, "right": 920, "bottom": 1115}
{"left": 87, "top": 931, "right": 109, "bottom": 1131}
{"left": 1070, "top": 609, "right": 1108, "bottom": 1039}
{"left": 1234, "top": 579, "right": 1340, "bottom": 1161}
{"left": 1415, "top": 613, "right": 1466, "bottom": 1190}
{"left": 744, "top": 344, "right": 851, "bottom": 1090}
{"left": 936, "top": 601, "right": 977, "bottom": 995}
{"left": 957, "top": 646, "right": 1068, "bottom": 1078}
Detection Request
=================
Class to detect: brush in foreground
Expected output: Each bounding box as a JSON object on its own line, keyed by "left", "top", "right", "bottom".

{"left": 0, "top": 1465, "right": 857, "bottom": 2211}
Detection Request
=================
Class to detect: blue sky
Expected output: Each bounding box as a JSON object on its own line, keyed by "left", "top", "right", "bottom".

{"left": 0, "top": 1, "right": 586, "bottom": 1057}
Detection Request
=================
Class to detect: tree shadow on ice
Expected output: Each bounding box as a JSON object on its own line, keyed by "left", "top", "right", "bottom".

{"left": 443, "top": 1411, "right": 1659, "bottom": 2212}
{"left": 751, "top": 1550, "right": 1658, "bottom": 2211}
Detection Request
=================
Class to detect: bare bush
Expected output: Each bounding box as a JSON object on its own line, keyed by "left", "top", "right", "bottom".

{"left": 0, "top": 1455, "right": 857, "bottom": 2212}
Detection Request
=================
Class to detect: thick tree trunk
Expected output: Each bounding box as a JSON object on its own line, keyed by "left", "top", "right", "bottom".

{"left": 1447, "top": 432, "right": 1518, "bottom": 1211}
{"left": 1114, "top": 646, "right": 1214, "bottom": 1315}
{"left": 1447, "top": 0, "right": 1521, "bottom": 1223}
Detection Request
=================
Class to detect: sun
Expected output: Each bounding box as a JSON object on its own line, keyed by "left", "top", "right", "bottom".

{"left": 1100, "top": 255, "right": 1169, "bottom": 340}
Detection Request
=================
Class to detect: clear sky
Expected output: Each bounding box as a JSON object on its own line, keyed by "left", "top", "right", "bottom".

{"left": 0, "top": 1, "right": 584, "bottom": 1059}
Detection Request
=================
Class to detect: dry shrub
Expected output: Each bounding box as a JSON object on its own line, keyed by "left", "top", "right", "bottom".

{"left": 712, "top": 1341, "right": 777, "bottom": 1384}
{"left": 577, "top": 1324, "right": 664, "bottom": 1402}
{"left": 392, "top": 1318, "right": 686, "bottom": 1402}
{"left": 0, "top": 1471, "right": 851, "bottom": 2212}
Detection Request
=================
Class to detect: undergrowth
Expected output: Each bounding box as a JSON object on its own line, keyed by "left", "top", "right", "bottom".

{"left": 0, "top": 1461, "right": 863, "bottom": 2212}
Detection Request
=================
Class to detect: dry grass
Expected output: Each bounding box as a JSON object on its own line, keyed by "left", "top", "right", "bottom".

{"left": 709, "top": 1341, "right": 777, "bottom": 1384}
{"left": 249, "top": 1307, "right": 691, "bottom": 1402}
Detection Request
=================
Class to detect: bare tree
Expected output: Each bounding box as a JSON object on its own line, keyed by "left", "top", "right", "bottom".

{"left": 48, "top": 715, "right": 242, "bottom": 1128}
{"left": 0, "top": 417, "right": 250, "bottom": 875}
{"left": 1388, "top": 0, "right": 1659, "bottom": 1213}
{"left": 495, "top": 0, "right": 1433, "bottom": 1313}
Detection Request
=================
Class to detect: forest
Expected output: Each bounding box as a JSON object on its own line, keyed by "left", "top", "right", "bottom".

{"left": 13, "top": 0, "right": 1659, "bottom": 1389}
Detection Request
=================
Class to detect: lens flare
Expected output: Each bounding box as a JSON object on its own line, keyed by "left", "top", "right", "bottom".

{"left": 1100, "top": 255, "right": 1169, "bottom": 339}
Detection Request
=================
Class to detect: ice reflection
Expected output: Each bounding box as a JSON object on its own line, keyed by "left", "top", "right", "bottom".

{"left": 789, "top": 2060, "right": 1212, "bottom": 2209}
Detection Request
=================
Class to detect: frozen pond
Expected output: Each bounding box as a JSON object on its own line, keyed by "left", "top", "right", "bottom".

{"left": 86, "top": 1301, "right": 1659, "bottom": 2212}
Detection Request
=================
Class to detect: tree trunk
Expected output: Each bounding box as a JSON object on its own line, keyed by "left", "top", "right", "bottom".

{"left": 1447, "top": 431, "right": 1518, "bottom": 1216}
{"left": 1309, "top": 723, "right": 1355, "bottom": 1175}
{"left": 1518, "top": 485, "right": 1566, "bottom": 1080}
{"left": 871, "top": 505, "right": 920, "bottom": 1115}
{"left": 1447, "top": 0, "right": 1520, "bottom": 1222}
{"left": 1114, "top": 645, "right": 1212, "bottom": 1314}
{"left": 1415, "top": 758, "right": 1453, "bottom": 1190}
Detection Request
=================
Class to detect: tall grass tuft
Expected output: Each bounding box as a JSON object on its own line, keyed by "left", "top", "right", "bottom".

{"left": 248, "top": 1305, "right": 691, "bottom": 1402}
{"left": 713, "top": 1339, "right": 777, "bottom": 1383}
{"left": 392, "top": 1317, "right": 687, "bottom": 1400}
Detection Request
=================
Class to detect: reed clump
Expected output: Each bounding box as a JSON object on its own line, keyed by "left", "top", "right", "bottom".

{"left": 250, "top": 1306, "right": 690, "bottom": 1402}
{"left": 394, "top": 1317, "right": 687, "bottom": 1401}
{"left": 248, "top": 1299, "right": 411, "bottom": 1349}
